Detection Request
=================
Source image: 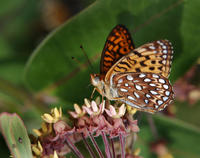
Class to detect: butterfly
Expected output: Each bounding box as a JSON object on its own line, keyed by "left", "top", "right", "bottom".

{"left": 90, "top": 24, "right": 174, "bottom": 113}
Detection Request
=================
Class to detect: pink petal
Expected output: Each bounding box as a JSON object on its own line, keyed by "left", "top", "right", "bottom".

{"left": 82, "top": 106, "right": 93, "bottom": 115}
{"left": 109, "top": 105, "right": 117, "bottom": 115}
{"left": 91, "top": 101, "right": 98, "bottom": 112}
{"left": 69, "top": 111, "right": 78, "bottom": 118}
{"left": 105, "top": 109, "right": 113, "bottom": 117}
{"left": 118, "top": 104, "right": 126, "bottom": 116}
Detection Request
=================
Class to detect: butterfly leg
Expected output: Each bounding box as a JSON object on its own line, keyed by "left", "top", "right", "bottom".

{"left": 90, "top": 88, "right": 96, "bottom": 99}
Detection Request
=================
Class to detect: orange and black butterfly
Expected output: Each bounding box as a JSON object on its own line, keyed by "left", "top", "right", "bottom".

{"left": 90, "top": 25, "right": 174, "bottom": 113}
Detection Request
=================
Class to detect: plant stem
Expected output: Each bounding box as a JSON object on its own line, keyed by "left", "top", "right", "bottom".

{"left": 110, "top": 138, "right": 115, "bottom": 158}
{"left": 101, "top": 131, "right": 112, "bottom": 158}
{"left": 119, "top": 133, "right": 125, "bottom": 158}
{"left": 88, "top": 131, "right": 104, "bottom": 158}
{"left": 65, "top": 134, "right": 84, "bottom": 158}
{"left": 147, "top": 114, "right": 159, "bottom": 139}
{"left": 81, "top": 133, "right": 97, "bottom": 158}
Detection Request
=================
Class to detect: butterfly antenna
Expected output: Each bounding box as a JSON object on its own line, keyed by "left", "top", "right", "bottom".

{"left": 71, "top": 56, "right": 82, "bottom": 67}
{"left": 80, "top": 45, "right": 94, "bottom": 73}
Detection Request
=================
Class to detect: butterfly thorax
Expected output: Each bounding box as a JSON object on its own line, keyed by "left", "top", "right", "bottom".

{"left": 90, "top": 74, "right": 119, "bottom": 100}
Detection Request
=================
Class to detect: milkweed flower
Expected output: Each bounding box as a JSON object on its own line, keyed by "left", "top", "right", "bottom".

{"left": 30, "top": 98, "right": 140, "bottom": 158}
{"left": 105, "top": 103, "right": 126, "bottom": 118}
{"left": 41, "top": 107, "right": 62, "bottom": 123}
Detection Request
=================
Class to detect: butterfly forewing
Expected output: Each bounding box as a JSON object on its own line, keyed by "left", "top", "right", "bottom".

{"left": 112, "top": 72, "right": 174, "bottom": 113}
{"left": 106, "top": 40, "right": 173, "bottom": 81}
{"left": 91, "top": 24, "right": 174, "bottom": 113}
{"left": 100, "top": 25, "right": 135, "bottom": 76}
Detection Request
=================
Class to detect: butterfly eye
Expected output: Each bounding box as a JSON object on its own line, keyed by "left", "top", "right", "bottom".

{"left": 90, "top": 74, "right": 100, "bottom": 86}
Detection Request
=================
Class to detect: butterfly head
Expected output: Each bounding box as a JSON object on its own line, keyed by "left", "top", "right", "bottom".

{"left": 90, "top": 74, "right": 105, "bottom": 95}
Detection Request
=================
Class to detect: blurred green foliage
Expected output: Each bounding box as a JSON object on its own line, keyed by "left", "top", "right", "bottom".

{"left": 0, "top": 0, "right": 200, "bottom": 157}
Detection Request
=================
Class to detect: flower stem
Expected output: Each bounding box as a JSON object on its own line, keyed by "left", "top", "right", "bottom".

{"left": 81, "top": 133, "right": 97, "bottom": 158}
{"left": 119, "top": 133, "right": 125, "bottom": 158}
{"left": 88, "top": 131, "right": 104, "bottom": 158}
{"left": 110, "top": 138, "right": 115, "bottom": 158}
{"left": 65, "top": 134, "right": 84, "bottom": 158}
{"left": 146, "top": 114, "right": 159, "bottom": 139}
{"left": 101, "top": 131, "right": 112, "bottom": 158}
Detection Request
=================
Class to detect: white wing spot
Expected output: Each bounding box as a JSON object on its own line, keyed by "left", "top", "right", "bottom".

{"left": 134, "top": 92, "right": 140, "bottom": 98}
{"left": 159, "top": 78, "right": 165, "bottom": 84}
{"left": 162, "top": 60, "right": 167, "bottom": 64}
{"left": 128, "top": 96, "right": 136, "bottom": 101}
{"left": 149, "top": 46, "right": 155, "bottom": 49}
{"left": 163, "top": 55, "right": 167, "bottom": 59}
{"left": 139, "top": 73, "right": 146, "bottom": 78}
{"left": 144, "top": 99, "right": 149, "bottom": 104}
{"left": 150, "top": 90, "right": 158, "bottom": 95}
{"left": 125, "top": 83, "right": 129, "bottom": 87}
{"left": 127, "top": 75, "right": 133, "bottom": 80}
{"left": 157, "top": 41, "right": 163, "bottom": 45}
{"left": 169, "top": 100, "right": 173, "bottom": 104}
{"left": 120, "top": 88, "right": 128, "bottom": 92}
{"left": 146, "top": 94, "right": 151, "bottom": 98}
{"left": 144, "top": 78, "right": 151, "bottom": 82}
{"left": 163, "top": 50, "right": 168, "bottom": 53}
{"left": 153, "top": 50, "right": 158, "bottom": 53}
{"left": 149, "top": 83, "right": 156, "bottom": 87}
{"left": 164, "top": 104, "right": 168, "bottom": 108}
{"left": 135, "top": 85, "right": 142, "bottom": 90}
{"left": 118, "top": 79, "right": 123, "bottom": 84}
{"left": 165, "top": 91, "right": 170, "bottom": 96}
{"left": 163, "top": 96, "right": 168, "bottom": 101}
{"left": 152, "top": 74, "right": 159, "bottom": 78}
{"left": 158, "top": 100, "right": 163, "bottom": 105}
{"left": 162, "top": 45, "right": 167, "bottom": 49}
{"left": 163, "top": 84, "right": 169, "bottom": 89}
{"left": 155, "top": 105, "right": 159, "bottom": 109}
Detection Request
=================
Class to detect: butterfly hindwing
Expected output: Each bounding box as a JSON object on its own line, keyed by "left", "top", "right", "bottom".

{"left": 100, "top": 24, "right": 135, "bottom": 76}
{"left": 107, "top": 40, "right": 173, "bottom": 79}
{"left": 112, "top": 72, "right": 174, "bottom": 113}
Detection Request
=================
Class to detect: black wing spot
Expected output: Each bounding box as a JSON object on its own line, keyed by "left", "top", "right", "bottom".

{"left": 136, "top": 68, "right": 141, "bottom": 72}
{"left": 158, "top": 66, "right": 163, "bottom": 71}
{"left": 120, "top": 61, "right": 131, "bottom": 68}
{"left": 145, "top": 56, "right": 150, "bottom": 60}
{"left": 134, "top": 51, "right": 142, "bottom": 57}
{"left": 140, "top": 61, "right": 147, "bottom": 66}
{"left": 149, "top": 67, "right": 155, "bottom": 70}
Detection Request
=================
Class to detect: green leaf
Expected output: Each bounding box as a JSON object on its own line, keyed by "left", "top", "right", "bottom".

{"left": 174, "top": 101, "right": 200, "bottom": 127}
{"left": 24, "top": 0, "right": 200, "bottom": 106}
{"left": 136, "top": 114, "right": 200, "bottom": 158}
{"left": 0, "top": 0, "right": 25, "bottom": 17}
{"left": 0, "top": 113, "right": 32, "bottom": 158}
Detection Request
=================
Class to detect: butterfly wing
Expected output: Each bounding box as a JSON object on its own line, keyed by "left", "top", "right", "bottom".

{"left": 100, "top": 24, "right": 135, "bottom": 77}
{"left": 106, "top": 40, "right": 173, "bottom": 81}
{"left": 112, "top": 72, "right": 174, "bottom": 113}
